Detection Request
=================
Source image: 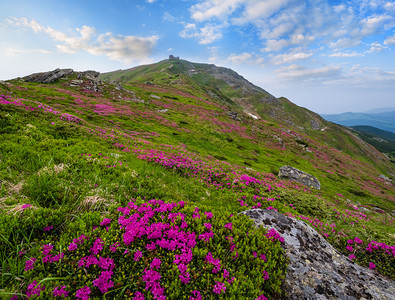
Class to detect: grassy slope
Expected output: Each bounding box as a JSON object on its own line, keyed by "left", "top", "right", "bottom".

{"left": 1, "top": 68, "right": 394, "bottom": 298}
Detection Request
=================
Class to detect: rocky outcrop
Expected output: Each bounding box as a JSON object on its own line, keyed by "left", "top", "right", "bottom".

{"left": 240, "top": 209, "right": 395, "bottom": 300}
{"left": 279, "top": 166, "right": 320, "bottom": 190}
{"left": 25, "top": 68, "right": 73, "bottom": 83}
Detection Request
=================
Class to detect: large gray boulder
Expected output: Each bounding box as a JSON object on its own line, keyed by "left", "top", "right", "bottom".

{"left": 240, "top": 209, "right": 395, "bottom": 300}
{"left": 279, "top": 166, "right": 320, "bottom": 190}
{"left": 24, "top": 68, "right": 73, "bottom": 83}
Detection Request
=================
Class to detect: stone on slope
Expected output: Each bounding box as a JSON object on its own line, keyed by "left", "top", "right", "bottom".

{"left": 24, "top": 68, "right": 73, "bottom": 83}
{"left": 279, "top": 166, "right": 320, "bottom": 190}
{"left": 240, "top": 209, "right": 395, "bottom": 300}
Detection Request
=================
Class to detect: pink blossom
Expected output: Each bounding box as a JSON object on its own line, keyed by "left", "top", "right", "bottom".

{"left": 68, "top": 242, "right": 78, "bottom": 251}
{"left": 354, "top": 237, "right": 363, "bottom": 244}
{"left": 150, "top": 258, "right": 161, "bottom": 269}
{"left": 204, "top": 212, "right": 213, "bottom": 219}
{"left": 26, "top": 280, "right": 45, "bottom": 298}
{"left": 190, "top": 290, "right": 202, "bottom": 300}
{"left": 213, "top": 281, "right": 226, "bottom": 294}
{"left": 90, "top": 238, "right": 104, "bottom": 255}
{"left": 133, "top": 291, "right": 145, "bottom": 300}
{"left": 262, "top": 270, "right": 269, "bottom": 280}
{"left": 134, "top": 251, "right": 142, "bottom": 262}
{"left": 349, "top": 254, "right": 356, "bottom": 260}
{"left": 24, "top": 257, "right": 36, "bottom": 271}
{"left": 53, "top": 285, "right": 69, "bottom": 297}
{"left": 369, "top": 262, "right": 376, "bottom": 269}
{"left": 43, "top": 225, "right": 53, "bottom": 232}
{"left": 100, "top": 218, "right": 112, "bottom": 226}
{"left": 346, "top": 245, "right": 353, "bottom": 251}
{"left": 224, "top": 223, "right": 232, "bottom": 230}
{"left": 76, "top": 286, "right": 91, "bottom": 300}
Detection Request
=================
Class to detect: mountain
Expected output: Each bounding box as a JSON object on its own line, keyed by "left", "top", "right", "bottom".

{"left": 1, "top": 60, "right": 394, "bottom": 299}
{"left": 321, "top": 110, "right": 395, "bottom": 133}
{"left": 350, "top": 125, "right": 395, "bottom": 158}
{"left": 101, "top": 59, "right": 391, "bottom": 170}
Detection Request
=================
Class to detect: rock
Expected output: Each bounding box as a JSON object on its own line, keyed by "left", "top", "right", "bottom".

{"left": 279, "top": 166, "right": 320, "bottom": 190}
{"left": 70, "top": 80, "right": 83, "bottom": 87}
{"left": 25, "top": 68, "right": 73, "bottom": 83}
{"left": 379, "top": 175, "right": 393, "bottom": 185}
{"left": 227, "top": 111, "right": 239, "bottom": 121}
{"left": 240, "top": 209, "right": 395, "bottom": 300}
{"left": 150, "top": 94, "right": 161, "bottom": 99}
{"left": 77, "top": 70, "right": 100, "bottom": 80}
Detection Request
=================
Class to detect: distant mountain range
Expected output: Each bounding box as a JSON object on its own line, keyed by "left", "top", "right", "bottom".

{"left": 321, "top": 110, "right": 395, "bottom": 133}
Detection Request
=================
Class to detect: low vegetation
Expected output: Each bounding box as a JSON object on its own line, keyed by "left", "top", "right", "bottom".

{"left": 1, "top": 62, "right": 394, "bottom": 299}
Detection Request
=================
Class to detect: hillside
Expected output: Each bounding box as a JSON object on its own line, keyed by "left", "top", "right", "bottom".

{"left": 351, "top": 125, "right": 395, "bottom": 159}
{"left": 1, "top": 61, "right": 394, "bottom": 299}
{"left": 322, "top": 110, "right": 395, "bottom": 133}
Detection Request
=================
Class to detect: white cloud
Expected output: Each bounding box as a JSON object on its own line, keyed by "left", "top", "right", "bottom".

{"left": 227, "top": 52, "right": 252, "bottom": 64}
{"left": 179, "top": 23, "right": 223, "bottom": 44}
{"left": 7, "top": 17, "right": 158, "bottom": 63}
{"left": 190, "top": 0, "right": 243, "bottom": 22}
{"left": 234, "top": 0, "right": 290, "bottom": 24}
{"left": 276, "top": 64, "right": 341, "bottom": 80}
{"left": 5, "top": 48, "right": 52, "bottom": 57}
{"left": 357, "top": 15, "right": 391, "bottom": 37}
{"left": 384, "top": 34, "right": 395, "bottom": 45}
{"left": 262, "top": 39, "right": 289, "bottom": 52}
{"left": 271, "top": 50, "right": 313, "bottom": 65}
{"left": 329, "top": 37, "right": 362, "bottom": 49}
{"left": 163, "top": 12, "right": 175, "bottom": 22}
{"left": 328, "top": 51, "right": 364, "bottom": 57}
{"left": 365, "top": 42, "right": 387, "bottom": 53}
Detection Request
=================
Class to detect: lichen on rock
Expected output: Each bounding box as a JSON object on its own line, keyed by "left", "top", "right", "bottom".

{"left": 240, "top": 209, "right": 395, "bottom": 300}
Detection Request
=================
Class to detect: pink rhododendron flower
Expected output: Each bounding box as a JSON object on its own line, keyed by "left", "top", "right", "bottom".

{"left": 150, "top": 258, "right": 161, "bottom": 269}
{"left": 53, "top": 285, "right": 69, "bottom": 297}
{"left": 354, "top": 237, "right": 363, "bottom": 244}
{"left": 68, "top": 242, "right": 78, "bottom": 251}
{"left": 76, "top": 286, "right": 91, "bottom": 300}
{"left": 346, "top": 245, "right": 353, "bottom": 251}
{"left": 100, "top": 218, "right": 112, "bottom": 226}
{"left": 133, "top": 291, "right": 145, "bottom": 300}
{"left": 213, "top": 281, "right": 226, "bottom": 294}
{"left": 134, "top": 251, "right": 142, "bottom": 262}
{"left": 26, "top": 280, "right": 45, "bottom": 298}
{"left": 224, "top": 223, "right": 232, "bottom": 230}
{"left": 349, "top": 254, "right": 356, "bottom": 260}
{"left": 369, "top": 262, "right": 376, "bottom": 269}
{"left": 190, "top": 290, "right": 202, "bottom": 300}
{"left": 43, "top": 225, "right": 53, "bottom": 232}
{"left": 262, "top": 270, "right": 269, "bottom": 280}
{"left": 24, "top": 257, "right": 36, "bottom": 271}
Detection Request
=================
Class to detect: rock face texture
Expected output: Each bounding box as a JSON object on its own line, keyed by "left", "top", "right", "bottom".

{"left": 24, "top": 68, "right": 73, "bottom": 83}
{"left": 240, "top": 209, "right": 395, "bottom": 300}
{"left": 279, "top": 166, "right": 321, "bottom": 190}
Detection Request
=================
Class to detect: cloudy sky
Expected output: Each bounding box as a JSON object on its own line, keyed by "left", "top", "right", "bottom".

{"left": 1, "top": 0, "right": 394, "bottom": 114}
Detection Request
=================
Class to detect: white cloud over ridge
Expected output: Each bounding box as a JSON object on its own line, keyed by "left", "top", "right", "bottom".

{"left": 276, "top": 64, "right": 342, "bottom": 80}
{"left": 7, "top": 17, "right": 158, "bottom": 63}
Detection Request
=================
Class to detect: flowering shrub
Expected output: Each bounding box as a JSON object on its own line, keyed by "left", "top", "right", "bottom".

{"left": 14, "top": 200, "right": 287, "bottom": 299}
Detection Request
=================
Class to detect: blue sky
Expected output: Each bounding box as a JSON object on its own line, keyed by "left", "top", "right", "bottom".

{"left": 1, "top": 0, "right": 394, "bottom": 114}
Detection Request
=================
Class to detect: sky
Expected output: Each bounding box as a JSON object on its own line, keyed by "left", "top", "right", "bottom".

{"left": 0, "top": 0, "right": 394, "bottom": 114}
